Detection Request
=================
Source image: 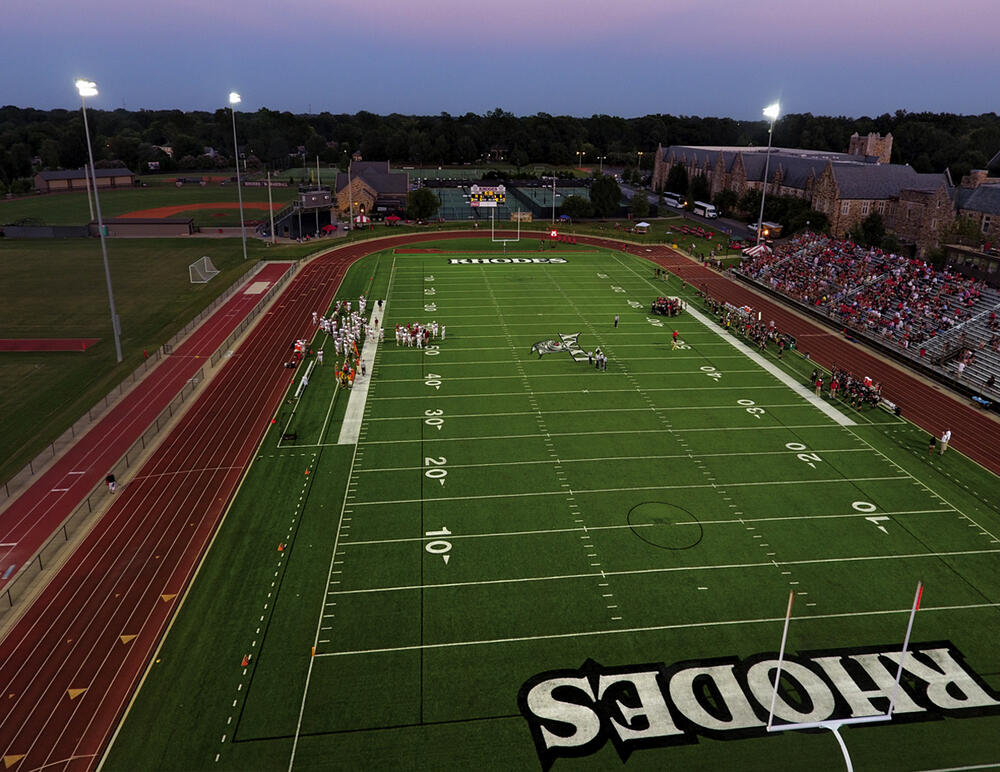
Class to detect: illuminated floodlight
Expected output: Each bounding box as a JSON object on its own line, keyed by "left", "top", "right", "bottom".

{"left": 229, "top": 91, "right": 241, "bottom": 105}
{"left": 75, "top": 79, "right": 98, "bottom": 98}
{"left": 763, "top": 102, "right": 781, "bottom": 121}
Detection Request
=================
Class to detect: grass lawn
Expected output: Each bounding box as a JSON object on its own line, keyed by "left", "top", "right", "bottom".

{"left": 0, "top": 236, "right": 324, "bottom": 485}
{"left": 104, "top": 238, "right": 1000, "bottom": 771}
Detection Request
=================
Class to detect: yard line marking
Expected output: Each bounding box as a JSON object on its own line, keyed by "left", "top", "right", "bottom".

{"left": 354, "top": 447, "right": 871, "bottom": 473}
{"left": 349, "top": 476, "right": 908, "bottom": 506}
{"left": 315, "top": 601, "right": 1000, "bottom": 658}
{"left": 328, "top": 548, "right": 1000, "bottom": 596}
{"left": 338, "top": 508, "right": 956, "bottom": 547}
{"left": 370, "top": 386, "right": 812, "bottom": 402}
{"left": 359, "top": 424, "right": 839, "bottom": 444}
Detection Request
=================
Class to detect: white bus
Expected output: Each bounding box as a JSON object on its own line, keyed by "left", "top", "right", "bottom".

{"left": 663, "top": 193, "right": 686, "bottom": 208}
{"left": 693, "top": 201, "right": 719, "bottom": 218}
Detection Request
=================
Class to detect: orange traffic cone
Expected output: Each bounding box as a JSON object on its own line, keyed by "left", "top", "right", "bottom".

{"left": 278, "top": 543, "right": 284, "bottom": 552}
{"left": 241, "top": 654, "right": 249, "bottom": 667}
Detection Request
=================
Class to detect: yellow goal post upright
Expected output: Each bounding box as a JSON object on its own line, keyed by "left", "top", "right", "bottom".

{"left": 766, "top": 582, "right": 924, "bottom": 772}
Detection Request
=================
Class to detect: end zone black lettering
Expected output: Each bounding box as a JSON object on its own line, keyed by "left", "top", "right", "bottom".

{"left": 518, "top": 642, "right": 1000, "bottom": 766}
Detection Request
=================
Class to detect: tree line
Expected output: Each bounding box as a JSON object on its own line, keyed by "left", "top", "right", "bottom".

{"left": 1, "top": 105, "right": 997, "bottom": 195}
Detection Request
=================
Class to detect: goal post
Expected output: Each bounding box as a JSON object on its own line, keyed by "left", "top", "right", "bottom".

{"left": 765, "top": 581, "right": 924, "bottom": 771}
{"left": 189, "top": 255, "right": 220, "bottom": 284}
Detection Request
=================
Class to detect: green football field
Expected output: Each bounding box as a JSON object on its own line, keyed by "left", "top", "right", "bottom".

{"left": 105, "top": 241, "right": 1000, "bottom": 771}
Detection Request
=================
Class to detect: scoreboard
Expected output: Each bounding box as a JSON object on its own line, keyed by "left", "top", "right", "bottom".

{"left": 470, "top": 184, "right": 506, "bottom": 208}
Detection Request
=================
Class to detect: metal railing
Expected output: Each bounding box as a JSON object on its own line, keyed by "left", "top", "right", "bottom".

{"left": 0, "top": 260, "right": 297, "bottom": 613}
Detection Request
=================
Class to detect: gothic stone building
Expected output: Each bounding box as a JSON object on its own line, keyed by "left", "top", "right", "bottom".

{"left": 652, "top": 133, "right": 956, "bottom": 257}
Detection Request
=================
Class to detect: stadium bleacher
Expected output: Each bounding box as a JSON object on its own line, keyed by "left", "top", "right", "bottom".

{"left": 737, "top": 232, "right": 1000, "bottom": 399}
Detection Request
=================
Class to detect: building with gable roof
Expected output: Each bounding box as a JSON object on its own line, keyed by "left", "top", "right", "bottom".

{"left": 34, "top": 167, "right": 135, "bottom": 193}
{"left": 651, "top": 132, "right": 971, "bottom": 257}
{"left": 334, "top": 160, "right": 409, "bottom": 219}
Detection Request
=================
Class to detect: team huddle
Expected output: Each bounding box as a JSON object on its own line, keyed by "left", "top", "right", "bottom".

{"left": 286, "top": 296, "right": 448, "bottom": 390}
{"left": 394, "top": 321, "right": 445, "bottom": 347}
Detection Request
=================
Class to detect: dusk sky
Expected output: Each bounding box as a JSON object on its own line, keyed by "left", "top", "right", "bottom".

{"left": 3, "top": 0, "right": 996, "bottom": 119}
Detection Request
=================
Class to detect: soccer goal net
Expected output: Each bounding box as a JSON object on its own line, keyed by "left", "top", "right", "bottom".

{"left": 189, "top": 255, "right": 220, "bottom": 284}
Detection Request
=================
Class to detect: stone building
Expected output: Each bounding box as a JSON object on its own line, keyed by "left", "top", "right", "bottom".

{"left": 954, "top": 170, "right": 1000, "bottom": 241}
{"left": 334, "top": 161, "right": 408, "bottom": 219}
{"left": 652, "top": 132, "right": 959, "bottom": 256}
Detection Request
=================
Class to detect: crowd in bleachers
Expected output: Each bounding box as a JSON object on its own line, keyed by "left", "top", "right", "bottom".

{"left": 738, "top": 232, "right": 988, "bottom": 349}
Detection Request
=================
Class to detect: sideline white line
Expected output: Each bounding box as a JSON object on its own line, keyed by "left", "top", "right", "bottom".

{"left": 337, "top": 303, "right": 388, "bottom": 445}
{"left": 315, "top": 601, "right": 1000, "bottom": 658}
{"left": 289, "top": 261, "right": 395, "bottom": 771}
{"left": 611, "top": 253, "right": 856, "bottom": 427}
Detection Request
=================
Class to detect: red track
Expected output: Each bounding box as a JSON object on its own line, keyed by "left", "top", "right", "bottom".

{"left": 0, "top": 263, "right": 292, "bottom": 587}
{"left": 0, "top": 232, "right": 996, "bottom": 772}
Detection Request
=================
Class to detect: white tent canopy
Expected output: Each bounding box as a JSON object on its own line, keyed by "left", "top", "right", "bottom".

{"left": 635, "top": 221, "right": 651, "bottom": 229}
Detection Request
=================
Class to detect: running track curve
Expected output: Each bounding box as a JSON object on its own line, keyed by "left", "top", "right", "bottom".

{"left": 0, "top": 232, "right": 996, "bottom": 772}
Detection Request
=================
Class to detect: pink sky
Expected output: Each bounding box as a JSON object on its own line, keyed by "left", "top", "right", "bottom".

{"left": 4, "top": 0, "right": 996, "bottom": 117}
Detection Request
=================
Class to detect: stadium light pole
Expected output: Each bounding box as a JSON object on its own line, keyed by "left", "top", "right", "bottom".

{"left": 756, "top": 102, "right": 781, "bottom": 247}
{"left": 229, "top": 92, "right": 248, "bottom": 263}
{"left": 76, "top": 79, "right": 123, "bottom": 363}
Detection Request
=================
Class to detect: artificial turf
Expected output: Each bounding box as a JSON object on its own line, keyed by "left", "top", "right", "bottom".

{"left": 104, "top": 241, "right": 1000, "bottom": 771}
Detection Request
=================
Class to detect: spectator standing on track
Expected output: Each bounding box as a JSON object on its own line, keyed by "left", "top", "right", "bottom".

{"left": 105, "top": 474, "right": 117, "bottom": 494}
{"left": 940, "top": 429, "right": 952, "bottom": 455}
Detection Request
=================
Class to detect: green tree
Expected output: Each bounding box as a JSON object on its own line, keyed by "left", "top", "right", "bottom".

{"left": 847, "top": 212, "right": 886, "bottom": 248}
{"left": 407, "top": 187, "right": 440, "bottom": 220}
{"left": 738, "top": 188, "right": 762, "bottom": 218}
{"left": 665, "top": 163, "right": 688, "bottom": 194}
{"left": 589, "top": 174, "right": 622, "bottom": 217}
{"left": 39, "top": 139, "right": 62, "bottom": 169}
{"left": 560, "top": 194, "right": 593, "bottom": 219}
{"left": 630, "top": 192, "right": 650, "bottom": 218}
{"left": 713, "top": 189, "right": 738, "bottom": 215}
{"left": 688, "top": 174, "right": 710, "bottom": 203}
